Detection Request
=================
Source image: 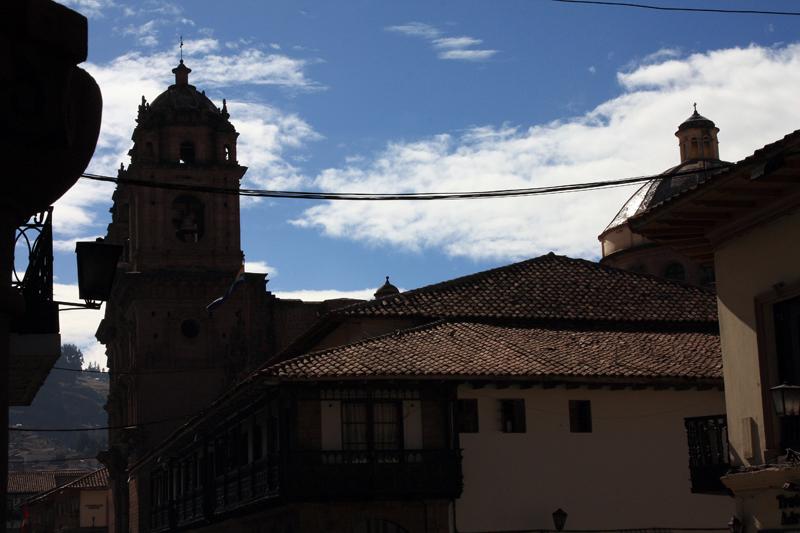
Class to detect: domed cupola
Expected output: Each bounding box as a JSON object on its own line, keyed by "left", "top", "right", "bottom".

{"left": 129, "top": 60, "right": 239, "bottom": 167}
{"left": 675, "top": 104, "right": 720, "bottom": 163}
{"left": 374, "top": 276, "right": 400, "bottom": 299}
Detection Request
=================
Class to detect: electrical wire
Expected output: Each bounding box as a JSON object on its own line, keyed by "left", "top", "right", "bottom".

{"left": 80, "top": 164, "right": 728, "bottom": 201}
{"left": 51, "top": 366, "right": 222, "bottom": 375}
{"left": 9, "top": 456, "right": 100, "bottom": 464}
{"left": 9, "top": 413, "right": 195, "bottom": 433}
{"left": 551, "top": 0, "right": 800, "bottom": 16}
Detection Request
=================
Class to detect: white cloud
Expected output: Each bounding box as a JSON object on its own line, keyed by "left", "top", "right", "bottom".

{"left": 59, "top": 0, "right": 115, "bottom": 18}
{"left": 293, "top": 43, "right": 800, "bottom": 262}
{"left": 53, "top": 235, "right": 103, "bottom": 253}
{"left": 438, "top": 49, "right": 498, "bottom": 61}
{"left": 273, "top": 288, "right": 378, "bottom": 302}
{"left": 122, "top": 20, "right": 160, "bottom": 47}
{"left": 386, "top": 22, "right": 441, "bottom": 39}
{"left": 52, "top": 42, "right": 320, "bottom": 242}
{"left": 433, "top": 36, "right": 483, "bottom": 49}
{"left": 53, "top": 284, "right": 106, "bottom": 369}
{"left": 588, "top": 65, "right": 597, "bottom": 74}
{"left": 233, "top": 102, "right": 321, "bottom": 190}
{"left": 244, "top": 260, "right": 279, "bottom": 277}
{"left": 387, "top": 22, "right": 497, "bottom": 62}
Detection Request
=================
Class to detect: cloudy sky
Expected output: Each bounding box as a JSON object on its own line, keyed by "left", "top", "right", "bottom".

{"left": 49, "top": 0, "right": 800, "bottom": 367}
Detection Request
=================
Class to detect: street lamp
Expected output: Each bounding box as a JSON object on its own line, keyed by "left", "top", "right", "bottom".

{"left": 552, "top": 508, "right": 567, "bottom": 532}
{"left": 770, "top": 384, "right": 800, "bottom": 417}
{"left": 75, "top": 239, "right": 122, "bottom": 304}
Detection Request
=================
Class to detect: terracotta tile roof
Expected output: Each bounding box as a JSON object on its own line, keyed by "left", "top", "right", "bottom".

{"left": 332, "top": 254, "right": 717, "bottom": 324}
{"left": 265, "top": 321, "right": 721, "bottom": 382}
{"left": 7, "top": 470, "right": 89, "bottom": 494}
{"left": 26, "top": 468, "right": 109, "bottom": 505}
{"left": 66, "top": 467, "right": 109, "bottom": 489}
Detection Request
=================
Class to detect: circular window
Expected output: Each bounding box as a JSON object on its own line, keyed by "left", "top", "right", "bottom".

{"left": 181, "top": 319, "right": 200, "bottom": 339}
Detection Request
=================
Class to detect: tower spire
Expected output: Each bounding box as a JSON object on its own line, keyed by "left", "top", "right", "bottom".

{"left": 180, "top": 35, "right": 183, "bottom": 61}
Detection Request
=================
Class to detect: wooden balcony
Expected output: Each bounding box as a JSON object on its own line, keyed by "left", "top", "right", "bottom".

{"left": 283, "top": 449, "right": 463, "bottom": 500}
{"left": 150, "top": 449, "right": 461, "bottom": 531}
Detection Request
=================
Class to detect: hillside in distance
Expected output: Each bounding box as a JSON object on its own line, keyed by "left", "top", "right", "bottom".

{"left": 9, "top": 345, "right": 108, "bottom": 471}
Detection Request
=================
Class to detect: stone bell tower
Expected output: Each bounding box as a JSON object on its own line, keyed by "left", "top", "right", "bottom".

{"left": 97, "top": 60, "right": 272, "bottom": 533}
{"left": 112, "top": 59, "right": 245, "bottom": 272}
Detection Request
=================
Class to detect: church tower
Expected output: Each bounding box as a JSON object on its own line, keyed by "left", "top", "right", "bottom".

{"left": 598, "top": 106, "right": 726, "bottom": 286}
{"left": 97, "top": 60, "right": 272, "bottom": 533}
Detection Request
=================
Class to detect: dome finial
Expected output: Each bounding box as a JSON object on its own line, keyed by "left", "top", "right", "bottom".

{"left": 693, "top": 102, "right": 697, "bottom": 114}
{"left": 180, "top": 35, "right": 184, "bottom": 62}
{"left": 374, "top": 276, "right": 400, "bottom": 299}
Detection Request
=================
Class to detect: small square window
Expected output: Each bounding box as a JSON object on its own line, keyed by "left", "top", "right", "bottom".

{"left": 500, "top": 399, "right": 526, "bottom": 433}
{"left": 569, "top": 400, "right": 592, "bottom": 433}
{"left": 457, "top": 399, "right": 479, "bottom": 433}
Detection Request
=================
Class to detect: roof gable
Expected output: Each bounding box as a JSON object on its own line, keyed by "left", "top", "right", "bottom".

{"left": 333, "top": 253, "right": 717, "bottom": 324}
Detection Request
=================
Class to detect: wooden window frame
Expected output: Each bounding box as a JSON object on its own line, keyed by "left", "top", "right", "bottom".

{"left": 456, "top": 399, "right": 479, "bottom": 433}
{"left": 756, "top": 280, "right": 800, "bottom": 456}
{"left": 499, "top": 399, "right": 526, "bottom": 433}
{"left": 341, "top": 399, "right": 405, "bottom": 452}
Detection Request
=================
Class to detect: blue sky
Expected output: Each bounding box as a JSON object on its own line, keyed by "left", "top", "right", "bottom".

{"left": 51, "top": 0, "right": 800, "bottom": 366}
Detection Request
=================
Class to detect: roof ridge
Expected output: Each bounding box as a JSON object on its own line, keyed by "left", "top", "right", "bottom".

{"left": 264, "top": 319, "right": 452, "bottom": 375}
{"left": 331, "top": 254, "right": 560, "bottom": 314}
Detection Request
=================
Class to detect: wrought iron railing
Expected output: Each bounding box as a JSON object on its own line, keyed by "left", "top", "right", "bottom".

{"left": 150, "top": 455, "right": 281, "bottom": 532}
{"left": 11, "top": 208, "right": 57, "bottom": 334}
{"left": 684, "top": 414, "right": 729, "bottom": 493}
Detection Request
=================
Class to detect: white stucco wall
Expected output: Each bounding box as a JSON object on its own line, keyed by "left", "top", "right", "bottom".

{"left": 714, "top": 209, "right": 800, "bottom": 467}
{"left": 456, "top": 386, "right": 734, "bottom": 532}
{"left": 80, "top": 489, "right": 109, "bottom": 528}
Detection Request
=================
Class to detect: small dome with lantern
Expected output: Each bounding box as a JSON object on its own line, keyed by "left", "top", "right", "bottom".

{"left": 374, "top": 276, "right": 400, "bottom": 299}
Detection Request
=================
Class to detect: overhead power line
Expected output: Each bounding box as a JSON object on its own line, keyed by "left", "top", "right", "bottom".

{"left": 9, "top": 413, "right": 193, "bottom": 433}
{"left": 9, "top": 456, "right": 100, "bottom": 464}
{"left": 81, "top": 165, "right": 727, "bottom": 201}
{"left": 551, "top": 0, "right": 800, "bottom": 16}
{"left": 52, "top": 365, "right": 223, "bottom": 376}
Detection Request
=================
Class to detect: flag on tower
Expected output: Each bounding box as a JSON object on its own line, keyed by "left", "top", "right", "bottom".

{"left": 206, "top": 264, "right": 246, "bottom": 314}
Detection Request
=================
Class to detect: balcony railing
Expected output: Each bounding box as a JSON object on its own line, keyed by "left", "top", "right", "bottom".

{"left": 212, "top": 455, "right": 281, "bottom": 516}
{"left": 151, "top": 449, "right": 461, "bottom": 531}
{"left": 283, "top": 449, "right": 463, "bottom": 500}
{"left": 12, "top": 208, "right": 57, "bottom": 335}
{"left": 684, "top": 414, "right": 729, "bottom": 494}
{"left": 151, "top": 455, "right": 281, "bottom": 532}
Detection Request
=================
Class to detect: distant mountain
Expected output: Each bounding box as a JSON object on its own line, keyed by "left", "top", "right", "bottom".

{"left": 9, "top": 345, "right": 108, "bottom": 471}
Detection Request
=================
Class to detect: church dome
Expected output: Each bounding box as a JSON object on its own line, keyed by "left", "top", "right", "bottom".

{"left": 677, "top": 108, "right": 716, "bottom": 132}
{"left": 374, "top": 276, "right": 400, "bottom": 299}
{"left": 149, "top": 83, "right": 219, "bottom": 116}
{"left": 135, "top": 60, "right": 233, "bottom": 131}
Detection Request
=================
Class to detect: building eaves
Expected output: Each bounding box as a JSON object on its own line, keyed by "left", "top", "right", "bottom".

{"left": 264, "top": 320, "right": 722, "bottom": 382}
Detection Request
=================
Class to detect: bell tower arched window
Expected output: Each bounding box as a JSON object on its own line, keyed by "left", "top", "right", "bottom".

{"left": 171, "top": 195, "right": 205, "bottom": 243}
{"left": 224, "top": 145, "right": 232, "bottom": 162}
{"left": 179, "top": 141, "right": 196, "bottom": 164}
